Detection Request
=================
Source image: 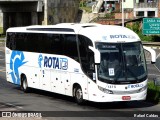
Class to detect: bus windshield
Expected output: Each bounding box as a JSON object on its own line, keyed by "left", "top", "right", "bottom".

{"left": 96, "top": 42, "right": 147, "bottom": 84}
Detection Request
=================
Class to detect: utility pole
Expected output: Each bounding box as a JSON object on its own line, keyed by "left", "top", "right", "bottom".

{"left": 122, "top": 0, "right": 124, "bottom": 27}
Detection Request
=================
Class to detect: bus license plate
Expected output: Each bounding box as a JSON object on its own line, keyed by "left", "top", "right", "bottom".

{"left": 122, "top": 96, "right": 131, "bottom": 100}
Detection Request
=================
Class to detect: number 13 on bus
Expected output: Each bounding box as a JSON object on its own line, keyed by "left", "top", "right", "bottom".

{"left": 5, "top": 23, "right": 156, "bottom": 104}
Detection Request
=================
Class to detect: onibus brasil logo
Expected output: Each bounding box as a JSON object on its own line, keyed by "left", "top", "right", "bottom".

{"left": 10, "top": 51, "right": 27, "bottom": 85}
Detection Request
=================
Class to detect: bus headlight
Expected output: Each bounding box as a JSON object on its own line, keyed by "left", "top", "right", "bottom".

{"left": 98, "top": 86, "right": 113, "bottom": 94}
{"left": 138, "top": 85, "right": 147, "bottom": 93}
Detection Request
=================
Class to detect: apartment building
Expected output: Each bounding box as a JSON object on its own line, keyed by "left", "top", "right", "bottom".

{"left": 134, "top": 0, "right": 158, "bottom": 17}
{"left": 123, "top": 0, "right": 134, "bottom": 10}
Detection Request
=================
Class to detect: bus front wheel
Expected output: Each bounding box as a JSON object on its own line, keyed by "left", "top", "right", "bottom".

{"left": 74, "top": 86, "right": 84, "bottom": 104}
{"left": 21, "top": 75, "right": 29, "bottom": 93}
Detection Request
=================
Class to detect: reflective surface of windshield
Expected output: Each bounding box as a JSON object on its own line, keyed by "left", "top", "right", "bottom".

{"left": 96, "top": 42, "right": 147, "bottom": 84}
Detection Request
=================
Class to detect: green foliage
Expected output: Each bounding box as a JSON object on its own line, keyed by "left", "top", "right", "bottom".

{"left": 0, "top": 27, "right": 3, "bottom": 34}
{"left": 79, "top": 1, "right": 86, "bottom": 7}
{"left": 105, "top": 13, "right": 115, "bottom": 19}
{"left": 79, "top": 6, "right": 92, "bottom": 13}
{"left": 0, "top": 27, "right": 5, "bottom": 38}
{"left": 147, "top": 81, "right": 160, "bottom": 103}
{"left": 126, "top": 22, "right": 160, "bottom": 42}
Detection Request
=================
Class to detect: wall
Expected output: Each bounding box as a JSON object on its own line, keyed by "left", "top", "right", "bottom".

{"left": 96, "top": 19, "right": 121, "bottom": 25}
{"left": 46, "top": 0, "right": 79, "bottom": 25}
{"left": 0, "top": 0, "right": 80, "bottom": 33}
{"left": 115, "top": 11, "right": 134, "bottom": 19}
{"left": 123, "top": 0, "right": 134, "bottom": 9}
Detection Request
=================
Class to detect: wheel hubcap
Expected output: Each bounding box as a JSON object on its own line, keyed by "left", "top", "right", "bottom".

{"left": 23, "top": 80, "right": 27, "bottom": 90}
{"left": 76, "top": 89, "right": 82, "bottom": 100}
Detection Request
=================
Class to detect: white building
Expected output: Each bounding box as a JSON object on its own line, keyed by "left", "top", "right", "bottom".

{"left": 134, "top": 0, "right": 158, "bottom": 17}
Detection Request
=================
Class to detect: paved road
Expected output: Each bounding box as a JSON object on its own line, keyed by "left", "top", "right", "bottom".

{"left": 145, "top": 48, "right": 160, "bottom": 81}
{"left": 0, "top": 48, "right": 160, "bottom": 120}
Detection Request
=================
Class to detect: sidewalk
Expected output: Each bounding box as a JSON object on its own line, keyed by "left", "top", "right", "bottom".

{"left": 0, "top": 47, "right": 4, "bottom": 51}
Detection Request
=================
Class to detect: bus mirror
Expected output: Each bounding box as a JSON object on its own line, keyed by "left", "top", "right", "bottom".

{"left": 89, "top": 46, "right": 100, "bottom": 64}
{"left": 143, "top": 46, "right": 156, "bottom": 64}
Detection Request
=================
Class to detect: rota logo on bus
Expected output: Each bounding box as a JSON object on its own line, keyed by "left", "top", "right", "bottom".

{"left": 128, "top": 84, "right": 143, "bottom": 89}
{"left": 110, "top": 35, "right": 136, "bottom": 39}
{"left": 38, "top": 54, "right": 68, "bottom": 70}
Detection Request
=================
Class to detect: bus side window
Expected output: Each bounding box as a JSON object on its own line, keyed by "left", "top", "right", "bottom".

{"left": 15, "top": 33, "right": 26, "bottom": 51}
{"left": 51, "top": 34, "right": 62, "bottom": 55}
{"left": 6, "top": 33, "right": 11, "bottom": 49}
{"left": 78, "top": 35, "right": 94, "bottom": 79}
{"left": 7, "top": 33, "right": 16, "bottom": 50}
{"left": 63, "top": 34, "right": 79, "bottom": 62}
{"left": 88, "top": 51, "right": 94, "bottom": 71}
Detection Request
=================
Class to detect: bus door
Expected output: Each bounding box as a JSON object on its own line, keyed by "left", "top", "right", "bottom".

{"left": 61, "top": 71, "right": 71, "bottom": 96}
{"left": 51, "top": 70, "right": 65, "bottom": 94}
{"left": 40, "top": 69, "right": 51, "bottom": 91}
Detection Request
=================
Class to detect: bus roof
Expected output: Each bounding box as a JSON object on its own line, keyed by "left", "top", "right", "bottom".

{"left": 7, "top": 23, "right": 141, "bottom": 43}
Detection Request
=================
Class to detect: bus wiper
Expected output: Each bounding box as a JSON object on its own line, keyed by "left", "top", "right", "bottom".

{"left": 126, "top": 68, "right": 139, "bottom": 81}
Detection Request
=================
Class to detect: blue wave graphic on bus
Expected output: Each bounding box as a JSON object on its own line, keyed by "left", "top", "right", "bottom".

{"left": 10, "top": 51, "right": 27, "bottom": 85}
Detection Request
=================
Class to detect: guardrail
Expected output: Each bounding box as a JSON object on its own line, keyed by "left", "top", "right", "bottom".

{"left": 142, "top": 42, "right": 160, "bottom": 49}
{"left": 134, "top": 3, "right": 158, "bottom": 8}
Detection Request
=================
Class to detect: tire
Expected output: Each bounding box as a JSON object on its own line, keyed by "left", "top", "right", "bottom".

{"left": 21, "top": 75, "right": 29, "bottom": 93}
{"left": 74, "top": 86, "right": 84, "bottom": 105}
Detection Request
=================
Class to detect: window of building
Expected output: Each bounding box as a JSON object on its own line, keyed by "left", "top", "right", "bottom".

{"left": 148, "top": 11, "right": 155, "bottom": 17}
{"left": 136, "top": 11, "right": 144, "bottom": 17}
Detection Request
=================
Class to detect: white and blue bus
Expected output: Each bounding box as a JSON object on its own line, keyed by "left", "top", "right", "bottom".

{"left": 5, "top": 23, "right": 156, "bottom": 104}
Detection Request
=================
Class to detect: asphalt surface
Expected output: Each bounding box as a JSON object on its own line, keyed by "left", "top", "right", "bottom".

{"left": 0, "top": 47, "right": 160, "bottom": 120}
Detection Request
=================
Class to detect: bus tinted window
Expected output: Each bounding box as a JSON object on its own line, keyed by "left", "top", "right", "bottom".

{"left": 63, "top": 34, "right": 79, "bottom": 62}
{"left": 7, "top": 33, "right": 79, "bottom": 62}
{"left": 78, "top": 35, "right": 94, "bottom": 79}
{"left": 7, "top": 33, "right": 16, "bottom": 50}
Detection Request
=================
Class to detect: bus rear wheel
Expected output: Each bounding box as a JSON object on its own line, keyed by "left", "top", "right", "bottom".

{"left": 21, "top": 75, "right": 29, "bottom": 93}
{"left": 74, "top": 86, "right": 84, "bottom": 105}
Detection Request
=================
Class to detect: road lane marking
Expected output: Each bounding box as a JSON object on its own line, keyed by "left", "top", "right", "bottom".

{"left": 0, "top": 69, "right": 6, "bottom": 72}
{"left": 0, "top": 66, "right": 5, "bottom": 68}
{"left": 6, "top": 103, "right": 23, "bottom": 109}
{"left": 156, "top": 53, "right": 160, "bottom": 59}
{"left": 153, "top": 64, "right": 160, "bottom": 73}
{"left": 0, "top": 104, "right": 6, "bottom": 107}
{"left": 148, "top": 74, "right": 160, "bottom": 77}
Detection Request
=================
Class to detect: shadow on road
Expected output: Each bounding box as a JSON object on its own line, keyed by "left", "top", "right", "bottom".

{"left": 1, "top": 70, "right": 159, "bottom": 111}
{"left": 13, "top": 86, "right": 158, "bottom": 110}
